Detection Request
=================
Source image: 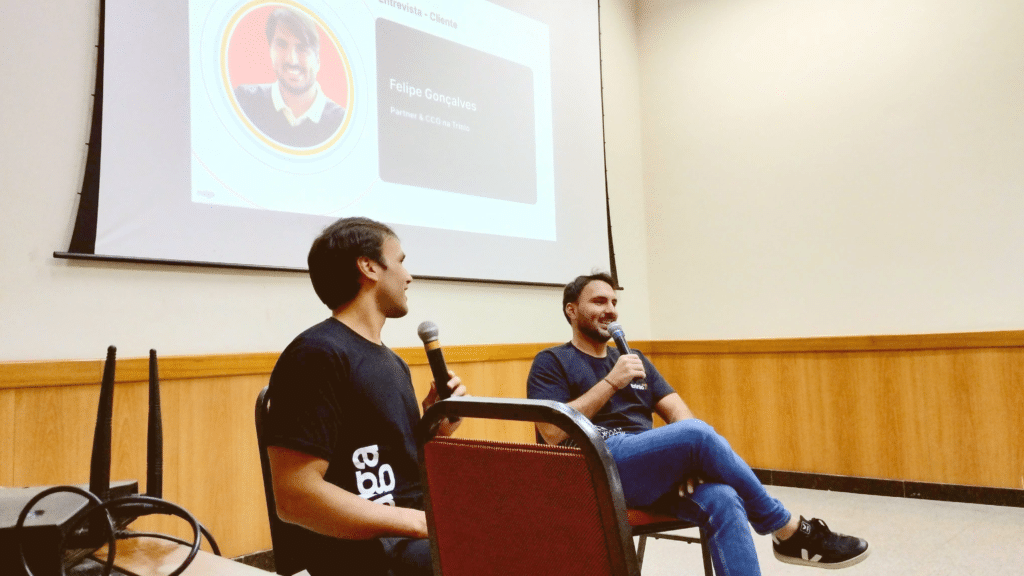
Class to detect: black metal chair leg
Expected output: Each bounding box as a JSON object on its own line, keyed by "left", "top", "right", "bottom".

{"left": 636, "top": 534, "right": 648, "bottom": 572}
{"left": 699, "top": 527, "right": 714, "bottom": 576}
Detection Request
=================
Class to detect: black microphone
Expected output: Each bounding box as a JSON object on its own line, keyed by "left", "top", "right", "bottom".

{"left": 607, "top": 321, "right": 631, "bottom": 355}
{"left": 417, "top": 321, "right": 453, "bottom": 400}
{"left": 607, "top": 321, "right": 645, "bottom": 389}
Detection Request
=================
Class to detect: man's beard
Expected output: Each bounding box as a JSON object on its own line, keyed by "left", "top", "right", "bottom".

{"left": 579, "top": 319, "right": 612, "bottom": 343}
{"left": 380, "top": 291, "right": 409, "bottom": 319}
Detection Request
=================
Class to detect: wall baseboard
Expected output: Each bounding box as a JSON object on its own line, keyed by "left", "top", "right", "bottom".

{"left": 752, "top": 469, "right": 1024, "bottom": 508}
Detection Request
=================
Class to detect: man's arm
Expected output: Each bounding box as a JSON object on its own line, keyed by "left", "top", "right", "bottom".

{"left": 536, "top": 353, "right": 646, "bottom": 445}
{"left": 268, "top": 446, "right": 428, "bottom": 540}
{"left": 654, "top": 392, "right": 695, "bottom": 423}
{"left": 536, "top": 380, "right": 615, "bottom": 446}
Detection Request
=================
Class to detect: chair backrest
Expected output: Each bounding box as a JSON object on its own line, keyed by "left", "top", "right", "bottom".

{"left": 417, "top": 397, "right": 640, "bottom": 576}
{"left": 254, "top": 386, "right": 304, "bottom": 576}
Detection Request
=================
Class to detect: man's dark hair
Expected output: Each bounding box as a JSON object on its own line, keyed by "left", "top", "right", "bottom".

{"left": 562, "top": 272, "right": 616, "bottom": 323}
{"left": 308, "top": 217, "right": 396, "bottom": 310}
{"left": 265, "top": 7, "right": 320, "bottom": 55}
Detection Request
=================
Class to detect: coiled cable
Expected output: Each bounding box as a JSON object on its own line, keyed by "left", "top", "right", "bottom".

{"left": 15, "top": 488, "right": 219, "bottom": 576}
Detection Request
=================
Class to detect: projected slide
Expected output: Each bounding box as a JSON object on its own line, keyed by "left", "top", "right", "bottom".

{"left": 93, "top": 0, "right": 610, "bottom": 282}
{"left": 189, "top": 0, "right": 555, "bottom": 240}
{"left": 377, "top": 19, "right": 535, "bottom": 203}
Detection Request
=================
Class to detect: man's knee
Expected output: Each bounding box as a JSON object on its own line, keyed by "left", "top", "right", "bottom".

{"left": 665, "top": 418, "right": 716, "bottom": 446}
{"left": 670, "top": 418, "right": 732, "bottom": 454}
{"left": 693, "top": 483, "right": 746, "bottom": 520}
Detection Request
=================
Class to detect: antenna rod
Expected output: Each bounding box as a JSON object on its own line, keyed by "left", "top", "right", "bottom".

{"left": 146, "top": 349, "right": 163, "bottom": 498}
{"left": 89, "top": 345, "right": 116, "bottom": 502}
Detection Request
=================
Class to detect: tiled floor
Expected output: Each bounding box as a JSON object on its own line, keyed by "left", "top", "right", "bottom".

{"left": 636, "top": 485, "right": 1024, "bottom": 576}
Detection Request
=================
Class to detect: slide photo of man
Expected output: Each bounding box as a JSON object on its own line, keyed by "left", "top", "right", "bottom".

{"left": 229, "top": 4, "right": 349, "bottom": 150}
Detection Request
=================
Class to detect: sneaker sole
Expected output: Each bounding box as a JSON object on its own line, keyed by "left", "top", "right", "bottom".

{"left": 774, "top": 543, "right": 871, "bottom": 570}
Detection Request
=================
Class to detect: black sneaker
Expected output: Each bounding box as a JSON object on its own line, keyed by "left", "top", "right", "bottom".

{"left": 773, "top": 517, "right": 870, "bottom": 569}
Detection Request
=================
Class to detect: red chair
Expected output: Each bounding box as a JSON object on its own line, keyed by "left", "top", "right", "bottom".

{"left": 417, "top": 397, "right": 713, "bottom": 576}
{"left": 629, "top": 508, "right": 712, "bottom": 575}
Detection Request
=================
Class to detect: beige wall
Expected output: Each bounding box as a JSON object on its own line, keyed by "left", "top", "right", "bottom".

{"left": 7, "top": 0, "right": 1022, "bottom": 360}
{"left": 0, "top": 0, "right": 651, "bottom": 362}
{"left": 638, "top": 0, "right": 1024, "bottom": 339}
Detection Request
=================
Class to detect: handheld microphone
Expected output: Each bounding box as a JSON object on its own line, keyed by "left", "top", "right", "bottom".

{"left": 606, "top": 321, "right": 631, "bottom": 356}
{"left": 607, "top": 321, "right": 645, "bottom": 389}
{"left": 417, "top": 321, "right": 453, "bottom": 400}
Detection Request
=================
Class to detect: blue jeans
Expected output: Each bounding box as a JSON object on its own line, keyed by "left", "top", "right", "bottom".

{"left": 605, "top": 419, "right": 791, "bottom": 576}
{"left": 380, "top": 537, "right": 431, "bottom": 576}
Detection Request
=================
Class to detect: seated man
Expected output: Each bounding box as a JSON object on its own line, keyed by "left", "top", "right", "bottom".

{"left": 265, "top": 217, "right": 464, "bottom": 576}
{"left": 527, "top": 273, "right": 869, "bottom": 575}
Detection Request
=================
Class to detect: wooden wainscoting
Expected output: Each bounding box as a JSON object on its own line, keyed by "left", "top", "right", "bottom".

{"left": 645, "top": 332, "right": 1024, "bottom": 492}
{"left": 1, "top": 330, "right": 1022, "bottom": 557}
{"left": 0, "top": 347, "right": 547, "bottom": 558}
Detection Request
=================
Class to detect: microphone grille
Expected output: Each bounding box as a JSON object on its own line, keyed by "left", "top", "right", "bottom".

{"left": 417, "top": 321, "right": 439, "bottom": 343}
{"left": 607, "top": 321, "right": 624, "bottom": 336}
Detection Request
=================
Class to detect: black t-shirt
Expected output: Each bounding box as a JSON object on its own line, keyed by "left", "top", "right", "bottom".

{"left": 527, "top": 343, "right": 676, "bottom": 436}
{"left": 266, "top": 318, "right": 422, "bottom": 575}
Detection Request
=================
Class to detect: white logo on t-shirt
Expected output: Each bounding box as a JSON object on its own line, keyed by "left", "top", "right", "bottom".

{"left": 352, "top": 444, "right": 396, "bottom": 505}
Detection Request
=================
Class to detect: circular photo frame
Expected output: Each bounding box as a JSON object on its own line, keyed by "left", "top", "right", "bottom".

{"left": 221, "top": 0, "right": 354, "bottom": 155}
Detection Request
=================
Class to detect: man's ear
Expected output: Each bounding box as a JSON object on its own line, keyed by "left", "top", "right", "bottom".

{"left": 356, "top": 256, "right": 381, "bottom": 283}
{"left": 565, "top": 302, "right": 577, "bottom": 323}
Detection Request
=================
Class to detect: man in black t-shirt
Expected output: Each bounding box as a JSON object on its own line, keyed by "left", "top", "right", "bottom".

{"left": 266, "top": 217, "right": 464, "bottom": 576}
{"left": 527, "top": 273, "right": 869, "bottom": 575}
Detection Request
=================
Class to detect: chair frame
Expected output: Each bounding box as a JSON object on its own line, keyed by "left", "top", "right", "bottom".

{"left": 255, "top": 385, "right": 304, "bottom": 576}
{"left": 417, "top": 396, "right": 713, "bottom": 576}
{"left": 631, "top": 510, "right": 713, "bottom": 575}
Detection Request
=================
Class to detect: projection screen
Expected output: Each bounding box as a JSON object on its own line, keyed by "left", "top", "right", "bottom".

{"left": 63, "top": 0, "right": 615, "bottom": 285}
